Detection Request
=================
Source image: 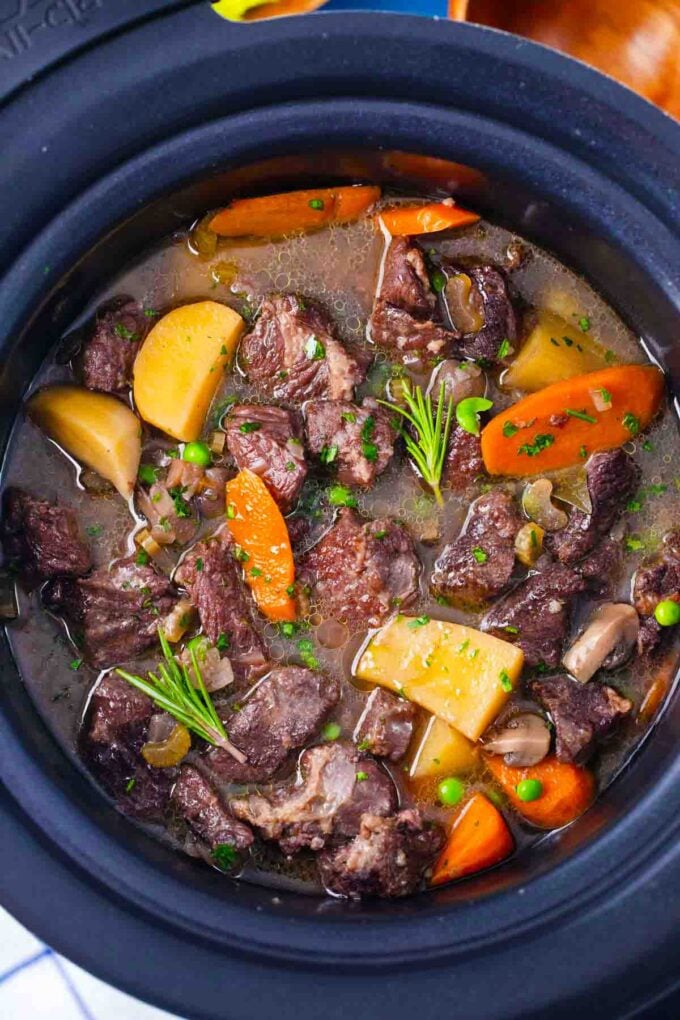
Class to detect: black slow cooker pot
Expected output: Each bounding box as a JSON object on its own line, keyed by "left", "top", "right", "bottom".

{"left": 0, "top": 6, "right": 678, "bottom": 1019}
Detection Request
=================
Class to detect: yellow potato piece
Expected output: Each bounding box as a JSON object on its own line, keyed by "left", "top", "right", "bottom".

{"left": 409, "top": 715, "right": 478, "bottom": 780}
{"left": 133, "top": 301, "right": 244, "bottom": 441}
{"left": 503, "top": 311, "right": 610, "bottom": 393}
{"left": 355, "top": 616, "right": 524, "bottom": 741}
{"left": 28, "top": 385, "right": 141, "bottom": 499}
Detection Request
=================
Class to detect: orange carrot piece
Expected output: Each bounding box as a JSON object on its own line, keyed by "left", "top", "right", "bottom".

{"left": 208, "top": 185, "right": 380, "bottom": 237}
{"left": 431, "top": 792, "right": 514, "bottom": 886}
{"left": 379, "top": 201, "right": 480, "bottom": 236}
{"left": 481, "top": 364, "right": 664, "bottom": 476}
{"left": 484, "top": 754, "right": 596, "bottom": 829}
{"left": 225, "top": 469, "right": 296, "bottom": 622}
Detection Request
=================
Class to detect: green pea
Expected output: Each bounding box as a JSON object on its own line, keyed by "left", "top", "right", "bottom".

{"left": 515, "top": 778, "right": 543, "bottom": 802}
{"left": 322, "top": 722, "right": 341, "bottom": 741}
{"left": 437, "top": 776, "right": 465, "bottom": 806}
{"left": 182, "top": 441, "right": 212, "bottom": 467}
{"left": 654, "top": 599, "right": 680, "bottom": 627}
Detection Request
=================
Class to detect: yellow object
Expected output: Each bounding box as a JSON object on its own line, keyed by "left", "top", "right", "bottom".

{"left": 409, "top": 715, "right": 478, "bottom": 780}
{"left": 142, "top": 723, "right": 191, "bottom": 768}
{"left": 514, "top": 522, "right": 544, "bottom": 567}
{"left": 28, "top": 385, "right": 141, "bottom": 499}
{"left": 133, "top": 301, "right": 244, "bottom": 442}
{"left": 212, "top": 0, "right": 270, "bottom": 20}
{"left": 503, "top": 311, "right": 610, "bottom": 392}
{"left": 355, "top": 616, "right": 523, "bottom": 741}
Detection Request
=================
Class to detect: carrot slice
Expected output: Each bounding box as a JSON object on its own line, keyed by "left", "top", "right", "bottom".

{"left": 209, "top": 185, "right": 380, "bottom": 237}
{"left": 481, "top": 364, "right": 664, "bottom": 476}
{"left": 225, "top": 469, "right": 296, "bottom": 622}
{"left": 430, "top": 792, "right": 514, "bottom": 886}
{"left": 379, "top": 201, "right": 480, "bottom": 236}
{"left": 484, "top": 754, "right": 596, "bottom": 829}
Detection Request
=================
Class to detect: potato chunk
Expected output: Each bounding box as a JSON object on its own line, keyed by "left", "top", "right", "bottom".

{"left": 355, "top": 616, "right": 524, "bottom": 741}
{"left": 503, "top": 311, "right": 610, "bottom": 392}
{"left": 409, "top": 715, "right": 478, "bottom": 780}
{"left": 28, "top": 385, "right": 141, "bottom": 499}
{"left": 133, "top": 301, "right": 244, "bottom": 441}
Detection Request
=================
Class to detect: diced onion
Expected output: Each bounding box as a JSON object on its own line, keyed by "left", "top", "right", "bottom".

{"left": 210, "top": 430, "right": 226, "bottom": 455}
{"left": 589, "top": 387, "right": 612, "bottom": 412}
{"left": 162, "top": 598, "right": 195, "bottom": 643}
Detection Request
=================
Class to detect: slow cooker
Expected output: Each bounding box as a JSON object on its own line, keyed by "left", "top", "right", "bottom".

{"left": 0, "top": 5, "right": 678, "bottom": 1018}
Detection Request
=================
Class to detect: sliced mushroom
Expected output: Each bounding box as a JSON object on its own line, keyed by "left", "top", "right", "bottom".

{"left": 522, "top": 478, "right": 569, "bottom": 532}
{"left": 483, "top": 713, "right": 551, "bottom": 767}
{"left": 563, "top": 603, "right": 639, "bottom": 683}
{"left": 427, "top": 358, "right": 485, "bottom": 407}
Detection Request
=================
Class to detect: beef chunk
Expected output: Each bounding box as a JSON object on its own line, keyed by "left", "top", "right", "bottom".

{"left": 578, "top": 537, "right": 624, "bottom": 597}
{"left": 230, "top": 742, "right": 397, "bottom": 855}
{"left": 2, "top": 488, "right": 91, "bottom": 581}
{"left": 441, "top": 265, "right": 517, "bottom": 363}
{"left": 369, "top": 238, "right": 451, "bottom": 359}
{"left": 239, "top": 294, "right": 364, "bottom": 404}
{"left": 172, "top": 765, "right": 253, "bottom": 853}
{"left": 305, "top": 397, "right": 395, "bottom": 488}
{"left": 354, "top": 688, "right": 416, "bottom": 761}
{"left": 299, "top": 509, "right": 420, "bottom": 629}
{"left": 442, "top": 424, "right": 484, "bottom": 491}
{"left": 319, "top": 809, "right": 444, "bottom": 899}
{"left": 225, "top": 404, "right": 307, "bottom": 512}
{"left": 530, "top": 673, "right": 632, "bottom": 763}
{"left": 175, "top": 536, "right": 267, "bottom": 683}
{"left": 44, "top": 557, "right": 178, "bottom": 668}
{"left": 81, "top": 299, "right": 148, "bottom": 393}
{"left": 547, "top": 450, "right": 640, "bottom": 565}
{"left": 207, "top": 666, "right": 340, "bottom": 783}
{"left": 484, "top": 563, "right": 587, "bottom": 668}
{"left": 82, "top": 674, "right": 174, "bottom": 820}
{"left": 632, "top": 532, "right": 680, "bottom": 655}
{"left": 431, "top": 490, "right": 522, "bottom": 606}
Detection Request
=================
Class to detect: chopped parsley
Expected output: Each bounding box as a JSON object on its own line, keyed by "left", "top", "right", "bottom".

{"left": 143, "top": 308, "right": 158, "bottom": 318}
{"left": 550, "top": 337, "right": 560, "bottom": 347}
{"left": 622, "top": 412, "right": 640, "bottom": 436}
{"left": 195, "top": 557, "right": 204, "bottom": 572}
{"left": 285, "top": 584, "right": 296, "bottom": 597}
{"left": 455, "top": 639, "right": 470, "bottom": 654}
{"left": 212, "top": 843, "right": 238, "bottom": 870}
{"left": 250, "top": 566, "right": 263, "bottom": 578}
{"left": 407, "top": 615, "right": 430, "bottom": 629}
{"left": 562, "top": 336, "right": 574, "bottom": 347}
{"left": 356, "top": 737, "right": 372, "bottom": 751}
{"left": 114, "top": 322, "right": 139, "bottom": 342}
{"left": 233, "top": 545, "right": 250, "bottom": 563}
{"left": 279, "top": 621, "right": 297, "bottom": 638}
{"left": 138, "top": 463, "right": 159, "bottom": 485}
{"left": 355, "top": 771, "right": 369, "bottom": 783}
{"left": 69, "top": 658, "right": 83, "bottom": 671}
{"left": 579, "top": 445, "right": 588, "bottom": 459}
{"left": 498, "top": 338, "right": 511, "bottom": 358}
{"left": 499, "top": 669, "right": 513, "bottom": 693}
{"left": 216, "top": 633, "right": 230, "bottom": 652}
{"left": 625, "top": 536, "right": 644, "bottom": 552}
{"left": 518, "top": 433, "right": 555, "bottom": 457}
{"left": 472, "top": 546, "right": 488, "bottom": 564}
{"left": 304, "top": 335, "right": 326, "bottom": 360}
{"left": 308, "top": 198, "right": 325, "bottom": 210}
{"left": 642, "top": 440, "right": 653, "bottom": 452}
{"left": 239, "top": 421, "right": 261, "bottom": 434}
{"left": 605, "top": 349, "right": 616, "bottom": 364}
{"left": 430, "top": 269, "right": 447, "bottom": 293}
{"left": 168, "top": 485, "right": 191, "bottom": 518}
{"left": 599, "top": 387, "right": 612, "bottom": 404}
{"left": 374, "top": 529, "right": 387, "bottom": 540}
{"left": 328, "top": 483, "right": 358, "bottom": 508}
{"left": 220, "top": 345, "right": 228, "bottom": 356}
{"left": 578, "top": 316, "right": 591, "bottom": 332}
{"left": 285, "top": 461, "right": 296, "bottom": 472}
{"left": 226, "top": 502, "right": 237, "bottom": 519}
{"left": 360, "top": 415, "right": 378, "bottom": 462}
{"left": 626, "top": 499, "right": 643, "bottom": 513}
{"left": 86, "top": 524, "right": 103, "bottom": 537}
{"left": 502, "top": 421, "right": 519, "bottom": 438}
{"left": 298, "top": 637, "right": 319, "bottom": 670}
{"left": 565, "top": 408, "right": 597, "bottom": 424}
{"left": 135, "top": 549, "right": 150, "bottom": 566}
{"left": 341, "top": 411, "right": 357, "bottom": 424}
{"left": 320, "top": 444, "right": 339, "bottom": 465}
{"left": 125, "top": 778, "right": 136, "bottom": 794}
{"left": 504, "top": 625, "right": 519, "bottom": 635}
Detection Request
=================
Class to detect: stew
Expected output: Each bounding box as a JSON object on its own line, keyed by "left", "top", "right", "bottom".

{"left": 2, "top": 183, "right": 678, "bottom": 900}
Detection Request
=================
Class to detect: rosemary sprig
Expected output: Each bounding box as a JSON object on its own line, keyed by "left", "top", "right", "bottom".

{"left": 116, "top": 630, "right": 246, "bottom": 763}
{"left": 378, "top": 381, "right": 454, "bottom": 506}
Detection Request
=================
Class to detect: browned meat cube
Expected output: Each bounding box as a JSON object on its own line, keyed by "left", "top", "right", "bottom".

{"left": 206, "top": 666, "right": 340, "bottom": 783}
{"left": 304, "top": 397, "right": 396, "bottom": 488}
{"left": 530, "top": 673, "right": 632, "bottom": 763}
{"left": 239, "top": 294, "right": 365, "bottom": 404}
{"left": 440, "top": 264, "right": 517, "bottom": 364}
{"left": 172, "top": 764, "right": 253, "bottom": 853}
{"left": 299, "top": 508, "right": 420, "bottom": 629}
{"left": 632, "top": 531, "right": 680, "bottom": 656}
{"left": 354, "top": 688, "right": 416, "bottom": 761}
{"left": 2, "top": 488, "right": 91, "bottom": 581}
{"left": 225, "top": 403, "right": 307, "bottom": 512}
{"left": 318, "top": 809, "right": 444, "bottom": 899}
{"left": 81, "top": 298, "right": 149, "bottom": 393}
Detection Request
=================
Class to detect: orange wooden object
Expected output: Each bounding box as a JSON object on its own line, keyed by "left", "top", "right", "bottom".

{"left": 450, "top": 0, "right": 680, "bottom": 119}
